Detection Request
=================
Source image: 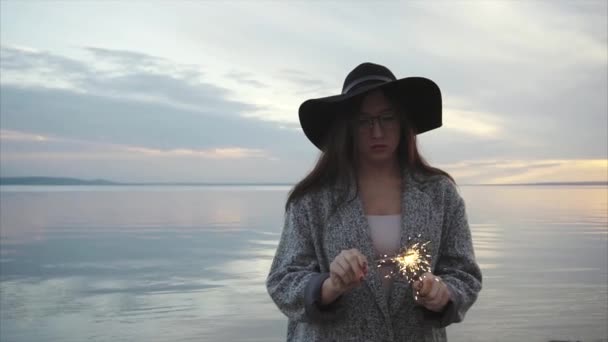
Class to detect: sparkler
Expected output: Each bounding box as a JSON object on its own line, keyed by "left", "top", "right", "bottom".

{"left": 375, "top": 234, "right": 432, "bottom": 301}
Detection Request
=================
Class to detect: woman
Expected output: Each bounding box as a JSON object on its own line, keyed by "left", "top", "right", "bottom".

{"left": 266, "top": 62, "right": 482, "bottom": 342}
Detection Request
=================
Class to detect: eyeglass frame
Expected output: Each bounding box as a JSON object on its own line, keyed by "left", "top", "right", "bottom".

{"left": 352, "top": 110, "right": 400, "bottom": 131}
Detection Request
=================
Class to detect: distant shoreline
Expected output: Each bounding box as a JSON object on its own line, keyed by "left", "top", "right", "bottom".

{"left": 1, "top": 177, "right": 606, "bottom": 187}
{"left": 0, "top": 177, "right": 293, "bottom": 186}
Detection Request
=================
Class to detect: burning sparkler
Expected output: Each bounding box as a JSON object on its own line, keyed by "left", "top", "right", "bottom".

{"left": 375, "top": 234, "right": 432, "bottom": 300}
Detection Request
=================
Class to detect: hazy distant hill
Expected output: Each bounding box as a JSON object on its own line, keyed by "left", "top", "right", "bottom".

{"left": 0, "top": 177, "right": 121, "bottom": 185}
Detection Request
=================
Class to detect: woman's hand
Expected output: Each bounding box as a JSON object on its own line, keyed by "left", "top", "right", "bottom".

{"left": 413, "top": 272, "right": 452, "bottom": 312}
{"left": 321, "top": 249, "right": 368, "bottom": 304}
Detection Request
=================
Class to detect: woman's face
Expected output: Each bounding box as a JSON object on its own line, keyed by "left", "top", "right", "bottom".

{"left": 353, "top": 89, "right": 401, "bottom": 164}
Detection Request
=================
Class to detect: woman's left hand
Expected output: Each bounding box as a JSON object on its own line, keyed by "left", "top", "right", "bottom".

{"left": 413, "top": 272, "right": 452, "bottom": 312}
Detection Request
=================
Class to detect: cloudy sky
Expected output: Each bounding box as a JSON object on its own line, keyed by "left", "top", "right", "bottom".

{"left": 1, "top": 1, "right": 606, "bottom": 184}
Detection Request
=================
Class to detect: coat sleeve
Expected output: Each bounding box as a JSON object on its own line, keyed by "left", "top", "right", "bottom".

{"left": 424, "top": 179, "right": 483, "bottom": 327}
{"left": 266, "top": 197, "right": 345, "bottom": 323}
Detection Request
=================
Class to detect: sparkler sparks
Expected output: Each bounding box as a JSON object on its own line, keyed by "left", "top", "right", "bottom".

{"left": 375, "top": 234, "right": 432, "bottom": 300}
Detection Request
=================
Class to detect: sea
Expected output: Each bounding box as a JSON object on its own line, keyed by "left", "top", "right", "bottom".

{"left": 1, "top": 185, "right": 606, "bottom": 342}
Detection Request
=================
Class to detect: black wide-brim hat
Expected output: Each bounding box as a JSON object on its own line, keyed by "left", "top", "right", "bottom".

{"left": 298, "top": 62, "right": 442, "bottom": 150}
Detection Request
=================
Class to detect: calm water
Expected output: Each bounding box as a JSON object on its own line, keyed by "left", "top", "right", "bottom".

{"left": 1, "top": 185, "right": 606, "bottom": 342}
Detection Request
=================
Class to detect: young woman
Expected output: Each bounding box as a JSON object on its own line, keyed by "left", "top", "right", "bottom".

{"left": 266, "top": 62, "right": 482, "bottom": 342}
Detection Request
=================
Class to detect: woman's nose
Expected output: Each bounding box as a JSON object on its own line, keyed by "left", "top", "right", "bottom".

{"left": 371, "top": 120, "right": 385, "bottom": 138}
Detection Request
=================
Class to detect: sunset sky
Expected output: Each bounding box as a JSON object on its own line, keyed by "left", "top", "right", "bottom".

{"left": 1, "top": 1, "right": 606, "bottom": 184}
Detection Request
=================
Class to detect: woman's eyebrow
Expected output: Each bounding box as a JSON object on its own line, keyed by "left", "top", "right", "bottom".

{"left": 358, "top": 107, "right": 394, "bottom": 116}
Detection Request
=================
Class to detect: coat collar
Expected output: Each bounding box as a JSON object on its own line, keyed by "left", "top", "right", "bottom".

{"left": 335, "top": 167, "right": 433, "bottom": 322}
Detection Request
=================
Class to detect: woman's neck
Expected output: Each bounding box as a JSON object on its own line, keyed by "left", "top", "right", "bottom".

{"left": 357, "top": 158, "right": 401, "bottom": 184}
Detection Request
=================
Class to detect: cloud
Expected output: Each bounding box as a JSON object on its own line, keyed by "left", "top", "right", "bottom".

{"left": 485, "top": 159, "right": 608, "bottom": 184}
{"left": 1, "top": 46, "right": 89, "bottom": 75}
{"left": 84, "top": 71, "right": 258, "bottom": 115}
{"left": 0, "top": 129, "right": 271, "bottom": 161}
{"left": 122, "top": 146, "right": 269, "bottom": 159}
{"left": 84, "top": 46, "right": 205, "bottom": 81}
{"left": 0, "top": 45, "right": 90, "bottom": 89}
{"left": 1, "top": 45, "right": 262, "bottom": 116}
{"left": 442, "top": 108, "right": 503, "bottom": 138}
{"left": 84, "top": 47, "right": 168, "bottom": 68}
{"left": 224, "top": 71, "right": 268, "bottom": 88}
{"left": 278, "top": 68, "right": 332, "bottom": 89}
{"left": 412, "top": 1, "right": 606, "bottom": 66}
{"left": 436, "top": 158, "right": 608, "bottom": 184}
{"left": 0, "top": 85, "right": 309, "bottom": 153}
{"left": 0, "top": 130, "right": 50, "bottom": 142}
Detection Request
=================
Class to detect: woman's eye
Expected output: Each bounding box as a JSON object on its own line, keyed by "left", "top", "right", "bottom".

{"left": 382, "top": 114, "right": 396, "bottom": 121}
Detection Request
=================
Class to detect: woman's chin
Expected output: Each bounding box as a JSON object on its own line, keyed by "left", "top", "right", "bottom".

{"left": 362, "top": 151, "right": 397, "bottom": 163}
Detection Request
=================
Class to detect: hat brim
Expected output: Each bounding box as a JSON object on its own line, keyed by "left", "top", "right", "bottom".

{"left": 298, "top": 77, "right": 442, "bottom": 150}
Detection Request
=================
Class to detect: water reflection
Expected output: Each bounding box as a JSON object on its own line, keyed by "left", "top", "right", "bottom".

{"left": 451, "top": 186, "right": 608, "bottom": 342}
{"left": 0, "top": 185, "right": 607, "bottom": 342}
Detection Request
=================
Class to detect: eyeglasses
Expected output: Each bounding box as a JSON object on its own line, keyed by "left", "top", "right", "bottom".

{"left": 355, "top": 112, "right": 398, "bottom": 130}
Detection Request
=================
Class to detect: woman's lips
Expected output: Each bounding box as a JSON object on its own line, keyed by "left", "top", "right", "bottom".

{"left": 371, "top": 144, "right": 387, "bottom": 150}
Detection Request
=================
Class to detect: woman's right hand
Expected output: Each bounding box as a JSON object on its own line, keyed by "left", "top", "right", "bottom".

{"left": 322, "top": 249, "right": 368, "bottom": 303}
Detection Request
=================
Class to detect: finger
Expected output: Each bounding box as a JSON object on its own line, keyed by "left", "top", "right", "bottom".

{"left": 424, "top": 293, "right": 442, "bottom": 309}
{"left": 330, "top": 260, "right": 347, "bottom": 288}
{"left": 425, "top": 276, "right": 438, "bottom": 298}
{"left": 425, "top": 284, "right": 449, "bottom": 309}
{"left": 339, "top": 251, "right": 358, "bottom": 276}
{"left": 335, "top": 258, "right": 351, "bottom": 285}
{"left": 426, "top": 277, "right": 446, "bottom": 301}
{"left": 336, "top": 258, "right": 355, "bottom": 284}
{"left": 427, "top": 278, "right": 440, "bottom": 300}
{"left": 341, "top": 255, "right": 359, "bottom": 283}
{"left": 418, "top": 274, "right": 433, "bottom": 297}
{"left": 346, "top": 253, "right": 364, "bottom": 280}
{"left": 329, "top": 261, "right": 347, "bottom": 286}
{"left": 354, "top": 252, "right": 369, "bottom": 275}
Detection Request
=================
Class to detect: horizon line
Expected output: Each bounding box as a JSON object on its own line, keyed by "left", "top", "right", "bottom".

{"left": 1, "top": 176, "right": 607, "bottom": 187}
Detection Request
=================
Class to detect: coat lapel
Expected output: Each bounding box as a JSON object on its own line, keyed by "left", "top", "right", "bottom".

{"left": 388, "top": 168, "right": 433, "bottom": 316}
{"left": 355, "top": 198, "right": 393, "bottom": 322}
{"left": 334, "top": 185, "right": 392, "bottom": 324}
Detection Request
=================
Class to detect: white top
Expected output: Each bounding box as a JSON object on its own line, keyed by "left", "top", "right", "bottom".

{"left": 366, "top": 214, "right": 401, "bottom": 297}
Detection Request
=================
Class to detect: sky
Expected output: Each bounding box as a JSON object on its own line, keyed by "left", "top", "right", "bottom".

{"left": 0, "top": 1, "right": 606, "bottom": 184}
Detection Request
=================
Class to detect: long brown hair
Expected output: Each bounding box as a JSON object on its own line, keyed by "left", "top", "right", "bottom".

{"left": 286, "top": 87, "right": 454, "bottom": 214}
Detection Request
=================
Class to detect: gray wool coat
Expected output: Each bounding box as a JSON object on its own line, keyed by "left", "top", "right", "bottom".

{"left": 266, "top": 168, "right": 482, "bottom": 342}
